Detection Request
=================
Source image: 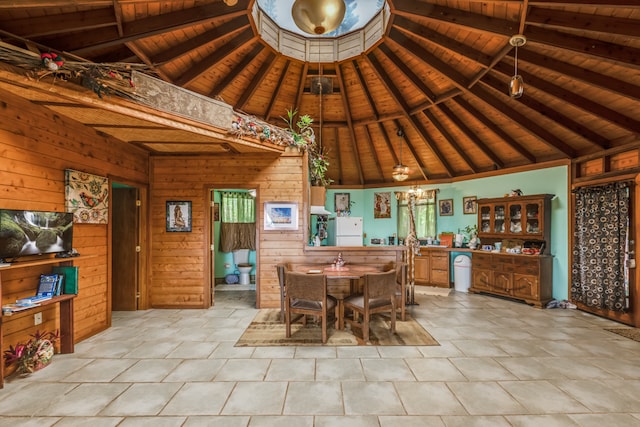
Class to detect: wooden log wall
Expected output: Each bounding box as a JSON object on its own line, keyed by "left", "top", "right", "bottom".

{"left": 0, "top": 88, "right": 149, "bottom": 355}
{"left": 150, "top": 151, "right": 305, "bottom": 309}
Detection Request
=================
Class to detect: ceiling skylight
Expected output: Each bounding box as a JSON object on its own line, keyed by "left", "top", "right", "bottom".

{"left": 257, "top": 0, "right": 384, "bottom": 37}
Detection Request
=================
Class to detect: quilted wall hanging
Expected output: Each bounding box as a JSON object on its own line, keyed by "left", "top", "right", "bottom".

{"left": 65, "top": 169, "right": 109, "bottom": 224}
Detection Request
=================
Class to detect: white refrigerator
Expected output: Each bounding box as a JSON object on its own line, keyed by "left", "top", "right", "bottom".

{"left": 333, "top": 217, "right": 363, "bottom": 246}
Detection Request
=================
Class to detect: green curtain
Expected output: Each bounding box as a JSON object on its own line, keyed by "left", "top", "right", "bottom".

{"left": 220, "top": 191, "right": 256, "bottom": 252}
{"left": 397, "top": 191, "right": 436, "bottom": 240}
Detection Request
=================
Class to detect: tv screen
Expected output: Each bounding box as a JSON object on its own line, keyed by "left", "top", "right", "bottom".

{"left": 0, "top": 209, "right": 73, "bottom": 260}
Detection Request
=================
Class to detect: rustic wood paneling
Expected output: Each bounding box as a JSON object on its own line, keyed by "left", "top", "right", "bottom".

{"left": 150, "top": 151, "right": 305, "bottom": 309}
{"left": 0, "top": 88, "right": 150, "bottom": 362}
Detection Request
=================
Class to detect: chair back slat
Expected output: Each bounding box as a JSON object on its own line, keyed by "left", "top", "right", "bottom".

{"left": 365, "top": 269, "right": 397, "bottom": 300}
{"left": 285, "top": 271, "right": 326, "bottom": 301}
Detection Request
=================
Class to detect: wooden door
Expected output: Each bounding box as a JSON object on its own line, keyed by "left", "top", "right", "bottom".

{"left": 112, "top": 187, "right": 139, "bottom": 311}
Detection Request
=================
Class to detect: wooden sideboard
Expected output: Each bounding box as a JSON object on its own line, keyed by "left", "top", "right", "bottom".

{"left": 469, "top": 251, "right": 552, "bottom": 307}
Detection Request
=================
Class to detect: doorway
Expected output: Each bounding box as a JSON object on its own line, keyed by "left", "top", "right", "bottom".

{"left": 210, "top": 188, "right": 257, "bottom": 306}
{"left": 111, "top": 183, "right": 144, "bottom": 311}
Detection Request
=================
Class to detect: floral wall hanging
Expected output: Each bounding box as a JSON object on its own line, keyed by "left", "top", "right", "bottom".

{"left": 65, "top": 169, "right": 109, "bottom": 224}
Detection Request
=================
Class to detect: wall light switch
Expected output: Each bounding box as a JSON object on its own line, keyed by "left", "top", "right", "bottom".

{"left": 34, "top": 312, "right": 42, "bottom": 325}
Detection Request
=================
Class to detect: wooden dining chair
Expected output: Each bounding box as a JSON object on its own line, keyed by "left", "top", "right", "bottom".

{"left": 285, "top": 271, "right": 337, "bottom": 343}
{"left": 343, "top": 269, "right": 397, "bottom": 342}
{"left": 395, "top": 262, "right": 407, "bottom": 321}
{"left": 276, "top": 263, "right": 290, "bottom": 322}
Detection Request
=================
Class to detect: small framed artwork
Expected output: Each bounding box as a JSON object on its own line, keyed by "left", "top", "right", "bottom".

{"left": 334, "top": 192, "right": 350, "bottom": 212}
{"left": 167, "top": 201, "right": 192, "bottom": 232}
{"left": 463, "top": 196, "right": 477, "bottom": 215}
{"left": 374, "top": 192, "right": 391, "bottom": 218}
{"left": 213, "top": 202, "right": 220, "bottom": 221}
{"left": 439, "top": 199, "right": 453, "bottom": 216}
{"left": 264, "top": 202, "right": 298, "bottom": 230}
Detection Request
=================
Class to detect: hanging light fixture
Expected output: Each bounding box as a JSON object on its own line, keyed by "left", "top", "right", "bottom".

{"left": 508, "top": 34, "right": 527, "bottom": 98}
{"left": 292, "top": 0, "right": 346, "bottom": 35}
{"left": 392, "top": 129, "right": 409, "bottom": 181}
{"left": 223, "top": 0, "right": 238, "bottom": 5}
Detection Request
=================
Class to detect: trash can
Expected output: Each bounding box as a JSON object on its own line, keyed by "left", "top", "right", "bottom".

{"left": 454, "top": 255, "right": 472, "bottom": 292}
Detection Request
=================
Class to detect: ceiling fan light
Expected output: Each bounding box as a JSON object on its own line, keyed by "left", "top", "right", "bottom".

{"left": 392, "top": 164, "right": 410, "bottom": 181}
{"left": 509, "top": 75, "right": 524, "bottom": 98}
{"left": 292, "top": 0, "right": 346, "bottom": 35}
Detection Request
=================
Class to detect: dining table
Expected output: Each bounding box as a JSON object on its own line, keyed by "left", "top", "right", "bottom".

{"left": 292, "top": 263, "right": 385, "bottom": 329}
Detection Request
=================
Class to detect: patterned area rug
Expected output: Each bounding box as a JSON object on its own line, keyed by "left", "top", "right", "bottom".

{"left": 605, "top": 328, "right": 640, "bottom": 343}
{"left": 235, "top": 309, "right": 439, "bottom": 346}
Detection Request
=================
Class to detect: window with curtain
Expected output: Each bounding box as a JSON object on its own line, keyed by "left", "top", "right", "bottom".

{"left": 397, "top": 190, "right": 436, "bottom": 240}
{"left": 219, "top": 191, "right": 256, "bottom": 252}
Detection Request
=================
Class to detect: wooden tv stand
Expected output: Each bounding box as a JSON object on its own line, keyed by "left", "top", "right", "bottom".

{"left": 0, "top": 256, "right": 89, "bottom": 388}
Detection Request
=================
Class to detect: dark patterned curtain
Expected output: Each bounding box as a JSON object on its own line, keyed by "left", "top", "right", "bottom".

{"left": 571, "top": 182, "right": 629, "bottom": 312}
{"left": 219, "top": 191, "right": 256, "bottom": 252}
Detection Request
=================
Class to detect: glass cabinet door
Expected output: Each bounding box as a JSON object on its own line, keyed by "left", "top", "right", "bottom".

{"left": 508, "top": 203, "right": 523, "bottom": 234}
{"left": 493, "top": 203, "right": 506, "bottom": 234}
{"left": 525, "top": 202, "right": 541, "bottom": 234}
{"left": 480, "top": 205, "right": 491, "bottom": 233}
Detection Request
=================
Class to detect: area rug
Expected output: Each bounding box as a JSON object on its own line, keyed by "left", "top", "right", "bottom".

{"left": 605, "top": 328, "right": 640, "bottom": 343}
{"left": 235, "top": 309, "right": 439, "bottom": 346}
{"left": 413, "top": 286, "right": 452, "bottom": 297}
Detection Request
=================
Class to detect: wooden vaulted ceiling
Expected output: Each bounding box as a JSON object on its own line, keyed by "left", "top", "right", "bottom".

{"left": 0, "top": 0, "right": 638, "bottom": 187}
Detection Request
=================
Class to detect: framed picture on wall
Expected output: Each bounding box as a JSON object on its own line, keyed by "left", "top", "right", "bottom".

{"left": 463, "top": 196, "right": 477, "bottom": 215}
{"left": 439, "top": 199, "right": 453, "bottom": 216}
{"left": 213, "top": 202, "right": 220, "bottom": 221}
{"left": 374, "top": 192, "right": 391, "bottom": 218}
{"left": 166, "top": 201, "right": 192, "bottom": 232}
{"left": 334, "top": 193, "right": 350, "bottom": 212}
{"left": 264, "top": 202, "right": 298, "bottom": 230}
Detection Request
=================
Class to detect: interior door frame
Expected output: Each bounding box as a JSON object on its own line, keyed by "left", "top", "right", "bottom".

{"left": 108, "top": 177, "right": 149, "bottom": 321}
{"left": 207, "top": 185, "right": 259, "bottom": 307}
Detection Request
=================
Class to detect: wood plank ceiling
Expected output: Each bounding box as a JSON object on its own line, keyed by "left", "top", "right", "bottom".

{"left": 0, "top": 0, "right": 638, "bottom": 187}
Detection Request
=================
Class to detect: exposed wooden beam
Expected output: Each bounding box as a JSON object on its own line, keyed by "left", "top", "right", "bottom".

{"left": 264, "top": 58, "right": 292, "bottom": 122}
{"left": 422, "top": 109, "right": 479, "bottom": 174}
{"left": 150, "top": 16, "right": 250, "bottom": 65}
{"left": 527, "top": 6, "right": 640, "bottom": 39}
{"left": 1, "top": 7, "right": 116, "bottom": 38}
{"left": 452, "top": 97, "right": 538, "bottom": 164}
{"left": 235, "top": 51, "right": 276, "bottom": 111}
{"left": 436, "top": 102, "right": 506, "bottom": 169}
{"left": 208, "top": 43, "right": 264, "bottom": 98}
{"left": 336, "top": 63, "right": 365, "bottom": 185}
{"left": 174, "top": 30, "right": 256, "bottom": 87}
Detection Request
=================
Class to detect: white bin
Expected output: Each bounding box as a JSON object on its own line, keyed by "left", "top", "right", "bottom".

{"left": 453, "top": 255, "right": 472, "bottom": 292}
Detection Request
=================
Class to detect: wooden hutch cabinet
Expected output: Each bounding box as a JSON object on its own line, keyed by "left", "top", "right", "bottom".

{"left": 477, "top": 194, "right": 553, "bottom": 247}
{"left": 470, "top": 194, "right": 554, "bottom": 307}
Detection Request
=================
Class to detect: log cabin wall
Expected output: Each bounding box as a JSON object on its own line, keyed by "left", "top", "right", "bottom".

{"left": 0, "top": 88, "right": 149, "bottom": 352}
{"left": 149, "top": 151, "right": 305, "bottom": 309}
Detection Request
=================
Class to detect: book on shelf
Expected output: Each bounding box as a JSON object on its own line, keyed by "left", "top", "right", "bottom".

{"left": 2, "top": 302, "right": 40, "bottom": 315}
{"left": 51, "top": 266, "right": 78, "bottom": 294}
{"left": 36, "top": 273, "right": 58, "bottom": 298}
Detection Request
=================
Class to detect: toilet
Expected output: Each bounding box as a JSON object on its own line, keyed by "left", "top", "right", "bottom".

{"left": 232, "top": 249, "right": 253, "bottom": 285}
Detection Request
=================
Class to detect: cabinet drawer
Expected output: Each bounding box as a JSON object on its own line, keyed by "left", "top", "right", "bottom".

{"left": 431, "top": 255, "right": 449, "bottom": 270}
{"left": 430, "top": 269, "right": 449, "bottom": 285}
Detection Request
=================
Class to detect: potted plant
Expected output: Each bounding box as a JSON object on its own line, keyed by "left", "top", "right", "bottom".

{"left": 462, "top": 224, "right": 479, "bottom": 249}
{"left": 4, "top": 329, "right": 59, "bottom": 376}
{"left": 282, "top": 109, "right": 333, "bottom": 206}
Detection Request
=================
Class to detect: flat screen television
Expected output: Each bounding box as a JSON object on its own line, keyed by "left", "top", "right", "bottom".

{"left": 0, "top": 209, "right": 73, "bottom": 260}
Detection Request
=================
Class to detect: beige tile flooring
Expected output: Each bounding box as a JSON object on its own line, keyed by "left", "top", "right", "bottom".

{"left": 1, "top": 289, "right": 640, "bottom": 426}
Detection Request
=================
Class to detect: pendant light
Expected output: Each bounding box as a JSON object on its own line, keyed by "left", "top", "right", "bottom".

{"left": 292, "top": 0, "right": 346, "bottom": 35}
{"left": 508, "top": 34, "right": 526, "bottom": 98}
{"left": 392, "top": 129, "right": 409, "bottom": 182}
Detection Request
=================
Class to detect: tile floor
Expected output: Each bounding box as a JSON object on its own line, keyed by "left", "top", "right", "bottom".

{"left": 1, "top": 289, "right": 640, "bottom": 426}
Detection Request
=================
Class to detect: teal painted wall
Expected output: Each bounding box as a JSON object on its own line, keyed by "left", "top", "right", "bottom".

{"left": 326, "top": 165, "right": 569, "bottom": 300}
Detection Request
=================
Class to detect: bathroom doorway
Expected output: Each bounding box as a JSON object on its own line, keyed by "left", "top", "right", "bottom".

{"left": 209, "top": 188, "right": 257, "bottom": 306}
